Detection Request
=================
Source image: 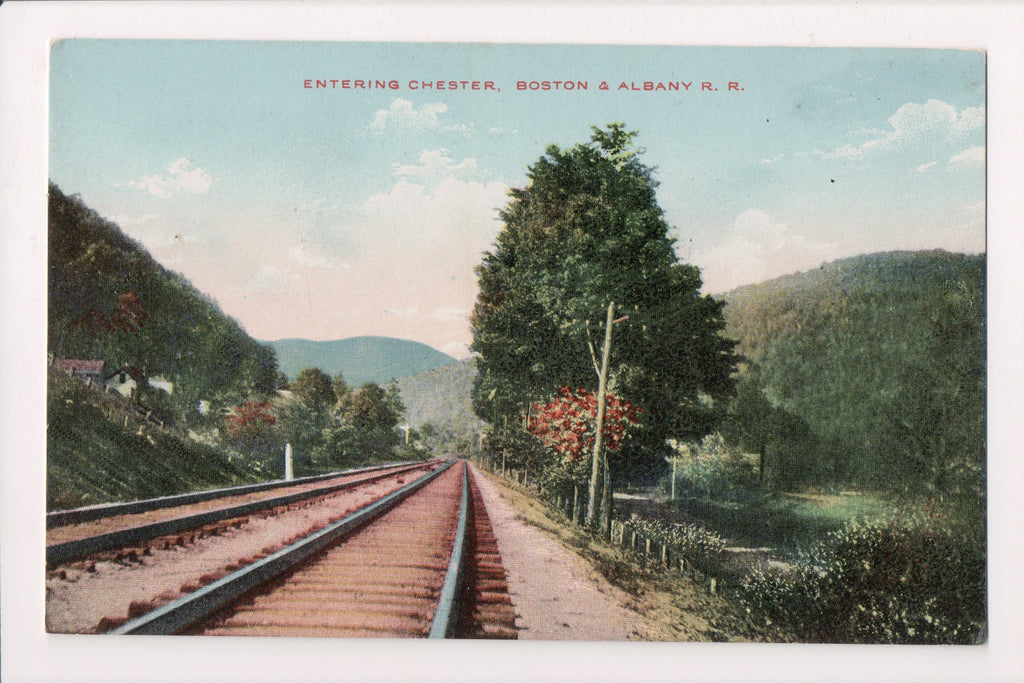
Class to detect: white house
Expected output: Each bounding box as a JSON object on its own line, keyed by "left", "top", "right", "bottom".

{"left": 104, "top": 365, "right": 148, "bottom": 399}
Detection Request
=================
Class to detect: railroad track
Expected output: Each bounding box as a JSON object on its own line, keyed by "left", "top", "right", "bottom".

{"left": 47, "top": 460, "right": 517, "bottom": 639}
{"left": 46, "top": 460, "right": 440, "bottom": 566}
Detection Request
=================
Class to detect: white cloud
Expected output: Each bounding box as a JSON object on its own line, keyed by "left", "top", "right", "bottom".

{"left": 949, "top": 146, "right": 985, "bottom": 167}
{"left": 693, "top": 209, "right": 834, "bottom": 293}
{"left": 760, "top": 154, "right": 784, "bottom": 165}
{"left": 369, "top": 98, "right": 470, "bottom": 134}
{"left": 287, "top": 244, "right": 351, "bottom": 270}
{"left": 916, "top": 161, "right": 939, "bottom": 173}
{"left": 245, "top": 265, "right": 298, "bottom": 293}
{"left": 383, "top": 307, "right": 420, "bottom": 318}
{"left": 122, "top": 158, "right": 213, "bottom": 197}
{"left": 361, "top": 177, "right": 507, "bottom": 254}
{"left": 432, "top": 306, "right": 469, "bottom": 323}
{"left": 393, "top": 150, "right": 479, "bottom": 180}
{"left": 815, "top": 100, "right": 984, "bottom": 160}
{"left": 107, "top": 213, "right": 160, "bottom": 228}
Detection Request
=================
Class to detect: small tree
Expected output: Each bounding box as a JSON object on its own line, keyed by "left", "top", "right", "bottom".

{"left": 225, "top": 399, "right": 277, "bottom": 465}
{"left": 290, "top": 367, "right": 337, "bottom": 409}
{"left": 339, "top": 383, "right": 403, "bottom": 462}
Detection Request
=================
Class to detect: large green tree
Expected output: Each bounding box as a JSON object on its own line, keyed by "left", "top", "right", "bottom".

{"left": 471, "top": 123, "right": 738, "bottom": 486}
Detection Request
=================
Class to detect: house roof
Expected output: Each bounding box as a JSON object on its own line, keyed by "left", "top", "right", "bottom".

{"left": 105, "top": 365, "right": 148, "bottom": 383}
{"left": 55, "top": 359, "right": 105, "bottom": 374}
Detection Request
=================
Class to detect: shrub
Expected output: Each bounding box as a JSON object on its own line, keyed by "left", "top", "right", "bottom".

{"left": 622, "top": 514, "right": 726, "bottom": 570}
{"left": 739, "top": 514, "right": 986, "bottom": 643}
{"left": 668, "top": 433, "right": 758, "bottom": 502}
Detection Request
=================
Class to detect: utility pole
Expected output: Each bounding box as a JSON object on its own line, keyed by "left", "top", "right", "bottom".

{"left": 586, "top": 302, "right": 616, "bottom": 528}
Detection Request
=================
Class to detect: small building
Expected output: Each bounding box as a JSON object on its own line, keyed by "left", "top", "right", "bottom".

{"left": 149, "top": 375, "right": 174, "bottom": 395}
{"left": 54, "top": 359, "right": 105, "bottom": 385}
{"left": 104, "top": 365, "right": 148, "bottom": 399}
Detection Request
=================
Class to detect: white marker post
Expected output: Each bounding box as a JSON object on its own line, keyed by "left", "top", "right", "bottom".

{"left": 284, "top": 442, "right": 294, "bottom": 481}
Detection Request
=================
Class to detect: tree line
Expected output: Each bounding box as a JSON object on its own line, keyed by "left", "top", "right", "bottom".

{"left": 224, "top": 367, "right": 412, "bottom": 475}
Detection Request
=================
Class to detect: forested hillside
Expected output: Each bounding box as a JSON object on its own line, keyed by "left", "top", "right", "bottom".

{"left": 48, "top": 183, "right": 277, "bottom": 422}
{"left": 720, "top": 250, "right": 985, "bottom": 498}
{"left": 394, "top": 358, "right": 486, "bottom": 453}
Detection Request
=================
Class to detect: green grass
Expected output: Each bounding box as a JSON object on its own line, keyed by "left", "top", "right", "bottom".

{"left": 673, "top": 490, "right": 899, "bottom": 553}
{"left": 47, "top": 369, "right": 269, "bottom": 510}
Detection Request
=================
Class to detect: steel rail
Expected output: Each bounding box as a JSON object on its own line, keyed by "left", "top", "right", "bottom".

{"left": 110, "top": 459, "right": 457, "bottom": 635}
{"left": 47, "top": 459, "right": 433, "bottom": 529}
{"left": 46, "top": 461, "right": 439, "bottom": 566}
{"left": 428, "top": 460, "right": 470, "bottom": 639}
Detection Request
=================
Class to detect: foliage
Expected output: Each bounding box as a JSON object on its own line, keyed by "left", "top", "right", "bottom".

{"left": 471, "top": 123, "right": 738, "bottom": 487}
{"left": 669, "top": 433, "right": 758, "bottom": 502}
{"left": 621, "top": 514, "right": 726, "bottom": 570}
{"left": 722, "top": 250, "right": 985, "bottom": 497}
{"left": 339, "top": 382, "right": 404, "bottom": 461}
{"left": 290, "top": 367, "right": 337, "bottom": 409}
{"left": 48, "top": 183, "right": 279, "bottom": 423}
{"left": 271, "top": 374, "right": 406, "bottom": 472}
{"left": 224, "top": 400, "right": 277, "bottom": 453}
{"left": 527, "top": 387, "right": 642, "bottom": 463}
{"left": 738, "top": 512, "right": 986, "bottom": 643}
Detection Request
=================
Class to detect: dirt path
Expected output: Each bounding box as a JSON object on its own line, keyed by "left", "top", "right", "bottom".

{"left": 470, "top": 463, "right": 660, "bottom": 640}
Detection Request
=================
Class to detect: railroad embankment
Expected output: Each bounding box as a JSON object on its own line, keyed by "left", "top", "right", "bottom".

{"left": 472, "top": 464, "right": 762, "bottom": 642}
{"left": 47, "top": 368, "right": 267, "bottom": 511}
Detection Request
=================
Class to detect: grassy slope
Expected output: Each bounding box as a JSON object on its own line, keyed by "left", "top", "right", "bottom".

{"left": 47, "top": 368, "right": 268, "bottom": 511}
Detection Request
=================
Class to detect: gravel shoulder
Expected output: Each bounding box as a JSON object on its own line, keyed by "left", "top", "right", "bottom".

{"left": 470, "top": 463, "right": 760, "bottom": 642}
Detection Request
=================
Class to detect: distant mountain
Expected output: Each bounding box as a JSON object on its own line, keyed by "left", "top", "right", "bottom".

{"left": 265, "top": 336, "right": 457, "bottom": 388}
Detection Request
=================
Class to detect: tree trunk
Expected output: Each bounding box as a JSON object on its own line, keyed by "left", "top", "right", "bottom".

{"left": 600, "top": 453, "right": 613, "bottom": 539}
{"left": 758, "top": 445, "right": 767, "bottom": 490}
{"left": 587, "top": 302, "right": 616, "bottom": 528}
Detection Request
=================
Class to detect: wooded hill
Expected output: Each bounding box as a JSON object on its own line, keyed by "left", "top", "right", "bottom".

{"left": 394, "top": 357, "right": 486, "bottom": 452}
{"left": 48, "top": 183, "right": 277, "bottom": 423}
{"left": 720, "top": 250, "right": 985, "bottom": 498}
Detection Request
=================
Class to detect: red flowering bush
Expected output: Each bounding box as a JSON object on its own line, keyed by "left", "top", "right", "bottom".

{"left": 527, "top": 387, "right": 642, "bottom": 463}
{"left": 225, "top": 400, "right": 277, "bottom": 453}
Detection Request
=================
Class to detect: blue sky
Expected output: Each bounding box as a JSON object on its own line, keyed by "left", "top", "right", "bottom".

{"left": 49, "top": 41, "right": 985, "bottom": 359}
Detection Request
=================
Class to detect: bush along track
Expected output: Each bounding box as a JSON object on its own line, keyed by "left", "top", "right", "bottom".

{"left": 737, "top": 513, "right": 986, "bottom": 644}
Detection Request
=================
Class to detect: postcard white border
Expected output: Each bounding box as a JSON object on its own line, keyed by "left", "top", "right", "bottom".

{"left": 2, "top": 3, "right": 1022, "bottom": 682}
